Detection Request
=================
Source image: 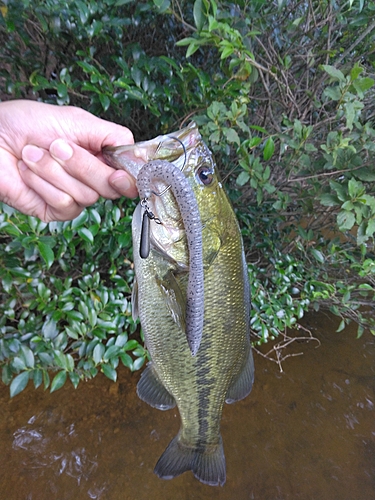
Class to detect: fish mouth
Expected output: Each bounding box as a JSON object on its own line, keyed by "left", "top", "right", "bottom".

{"left": 102, "top": 122, "right": 201, "bottom": 179}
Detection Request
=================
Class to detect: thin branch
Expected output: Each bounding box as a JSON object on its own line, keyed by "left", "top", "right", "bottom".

{"left": 338, "top": 19, "right": 375, "bottom": 63}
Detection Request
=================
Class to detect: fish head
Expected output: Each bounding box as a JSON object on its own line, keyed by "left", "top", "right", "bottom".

{"left": 103, "top": 122, "right": 229, "bottom": 267}
{"left": 102, "top": 122, "right": 199, "bottom": 180}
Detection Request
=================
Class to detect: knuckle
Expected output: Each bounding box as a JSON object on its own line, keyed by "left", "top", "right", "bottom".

{"left": 80, "top": 190, "right": 99, "bottom": 207}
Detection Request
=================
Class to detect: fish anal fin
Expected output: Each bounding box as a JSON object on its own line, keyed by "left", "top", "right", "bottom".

{"left": 225, "top": 346, "right": 255, "bottom": 404}
{"left": 137, "top": 363, "right": 176, "bottom": 410}
{"left": 154, "top": 435, "right": 226, "bottom": 487}
{"left": 156, "top": 270, "right": 186, "bottom": 333}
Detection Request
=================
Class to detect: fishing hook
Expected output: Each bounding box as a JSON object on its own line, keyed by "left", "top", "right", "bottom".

{"left": 152, "top": 135, "right": 187, "bottom": 197}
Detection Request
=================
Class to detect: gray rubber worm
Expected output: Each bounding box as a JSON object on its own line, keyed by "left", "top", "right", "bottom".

{"left": 136, "top": 160, "right": 204, "bottom": 356}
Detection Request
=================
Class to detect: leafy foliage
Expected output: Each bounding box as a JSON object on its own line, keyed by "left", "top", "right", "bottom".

{"left": 1, "top": 0, "right": 375, "bottom": 394}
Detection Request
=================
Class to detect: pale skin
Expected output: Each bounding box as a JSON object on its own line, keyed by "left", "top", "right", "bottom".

{"left": 0, "top": 100, "right": 138, "bottom": 222}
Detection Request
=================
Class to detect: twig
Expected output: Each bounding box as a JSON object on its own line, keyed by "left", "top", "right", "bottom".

{"left": 252, "top": 324, "right": 320, "bottom": 372}
{"left": 338, "top": 19, "right": 375, "bottom": 63}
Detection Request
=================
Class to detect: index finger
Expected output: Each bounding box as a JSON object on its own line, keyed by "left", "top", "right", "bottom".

{"left": 49, "top": 139, "right": 138, "bottom": 199}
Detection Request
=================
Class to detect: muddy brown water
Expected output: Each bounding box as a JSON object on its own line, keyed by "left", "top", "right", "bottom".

{"left": 0, "top": 312, "right": 374, "bottom": 500}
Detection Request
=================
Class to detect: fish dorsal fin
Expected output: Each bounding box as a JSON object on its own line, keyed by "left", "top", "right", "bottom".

{"left": 131, "top": 277, "right": 139, "bottom": 321}
{"left": 157, "top": 270, "right": 186, "bottom": 333}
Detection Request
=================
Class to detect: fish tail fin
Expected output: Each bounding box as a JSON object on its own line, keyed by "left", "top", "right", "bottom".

{"left": 154, "top": 435, "right": 226, "bottom": 486}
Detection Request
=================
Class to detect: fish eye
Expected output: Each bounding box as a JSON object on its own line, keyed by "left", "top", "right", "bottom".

{"left": 196, "top": 165, "right": 214, "bottom": 185}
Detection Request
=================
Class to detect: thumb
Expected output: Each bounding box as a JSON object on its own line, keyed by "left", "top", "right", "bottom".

{"left": 109, "top": 169, "right": 138, "bottom": 198}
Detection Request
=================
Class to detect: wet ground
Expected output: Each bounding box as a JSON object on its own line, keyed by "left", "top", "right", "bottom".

{"left": 0, "top": 312, "right": 374, "bottom": 500}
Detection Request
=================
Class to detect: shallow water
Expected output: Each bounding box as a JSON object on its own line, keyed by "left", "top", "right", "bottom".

{"left": 0, "top": 312, "right": 374, "bottom": 500}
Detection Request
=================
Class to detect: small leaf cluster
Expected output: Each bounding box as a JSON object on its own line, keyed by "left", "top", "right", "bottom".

{"left": 0, "top": 199, "right": 148, "bottom": 396}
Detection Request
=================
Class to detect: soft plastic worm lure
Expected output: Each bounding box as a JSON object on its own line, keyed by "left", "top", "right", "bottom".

{"left": 136, "top": 159, "right": 204, "bottom": 356}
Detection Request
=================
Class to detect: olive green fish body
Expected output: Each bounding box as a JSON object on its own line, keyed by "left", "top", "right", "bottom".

{"left": 103, "top": 123, "right": 254, "bottom": 486}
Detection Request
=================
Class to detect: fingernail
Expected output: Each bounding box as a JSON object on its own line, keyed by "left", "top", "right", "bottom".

{"left": 110, "top": 171, "right": 132, "bottom": 192}
{"left": 23, "top": 145, "right": 44, "bottom": 163}
{"left": 18, "top": 160, "right": 28, "bottom": 171}
{"left": 50, "top": 139, "right": 73, "bottom": 161}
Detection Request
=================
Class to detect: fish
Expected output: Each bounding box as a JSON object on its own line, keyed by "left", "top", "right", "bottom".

{"left": 102, "top": 122, "right": 254, "bottom": 486}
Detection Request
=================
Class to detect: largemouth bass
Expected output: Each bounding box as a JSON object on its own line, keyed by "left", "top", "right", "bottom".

{"left": 103, "top": 122, "right": 254, "bottom": 486}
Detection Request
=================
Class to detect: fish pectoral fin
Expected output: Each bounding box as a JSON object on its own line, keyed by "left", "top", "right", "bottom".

{"left": 202, "top": 231, "right": 222, "bottom": 269}
{"left": 156, "top": 270, "right": 186, "bottom": 333}
{"left": 225, "top": 345, "right": 255, "bottom": 404}
{"left": 154, "top": 435, "right": 226, "bottom": 486}
{"left": 136, "top": 363, "right": 176, "bottom": 410}
{"left": 131, "top": 277, "right": 139, "bottom": 321}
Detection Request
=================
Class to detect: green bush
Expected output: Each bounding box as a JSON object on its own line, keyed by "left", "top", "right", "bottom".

{"left": 1, "top": 0, "right": 375, "bottom": 395}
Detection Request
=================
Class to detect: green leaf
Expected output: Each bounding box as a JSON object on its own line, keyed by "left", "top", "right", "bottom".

{"left": 102, "top": 364, "right": 117, "bottom": 382}
{"left": 320, "top": 193, "right": 339, "bottom": 207}
{"left": 103, "top": 345, "right": 121, "bottom": 361}
{"left": 355, "top": 168, "right": 375, "bottom": 182}
{"left": 78, "top": 227, "right": 94, "bottom": 244}
{"left": 323, "top": 86, "right": 341, "bottom": 101}
{"left": 236, "top": 171, "right": 250, "bottom": 186}
{"left": 132, "top": 356, "right": 145, "bottom": 371}
{"left": 220, "top": 43, "right": 234, "bottom": 60}
{"left": 248, "top": 137, "right": 262, "bottom": 148}
{"left": 193, "top": 0, "right": 205, "bottom": 31}
{"left": 186, "top": 42, "right": 201, "bottom": 58}
{"left": 321, "top": 64, "right": 345, "bottom": 82}
{"left": 93, "top": 343, "right": 105, "bottom": 364}
{"left": 224, "top": 128, "right": 240, "bottom": 145}
{"left": 263, "top": 137, "right": 275, "bottom": 161}
{"left": 21, "top": 345, "right": 35, "bottom": 368}
{"left": 310, "top": 249, "right": 325, "bottom": 264}
{"left": 115, "top": 333, "right": 128, "bottom": 347}
{"left": 175, "top": 37, "right": 199, "bottom": 47}
{"left": 123, "top": 339, "right": 139, "bottom": 351}
{"left": 42, "top": 318, "right": 58, "bottom": 340}
{"left": 348, "top": 178, "right": 363, "bottom": 198}
{"left": 120, "top": 352, "right": 133, "bottom": 368}
{"left": 76, "top": 1, "right": 90, "bottom": 24}
{"left": 344, "top": 102, "right": 356, "bottom": 131}
{"left": 350, "top": 64, "right": 363, "bottom": 81}
{"left": 37, "top": 241, "right": 54, "bottom": 269}
{"left": 10, "top": 372, "right": 30, "bottom": 397}
{"left": 249, "top": 125, "right": 268, "bottom": 134}
{"left": 337, "top": 210, "right": 356, "bottom": 231}
{"left": 358, "top": 283, "right": 373, "bottom": 290}
{"left": 2, "top": 365, "right": 13, "bottom": 385}
{"left": 99, "top": 93, "right": 110, "bottom": 112}
{"left": 65, "top": 354, "right": 75, "bottom": 372}
{"left": 71, "top": 210, "right": 88, "bottom": 229}
{"left": 336, "top": 319, "right": 346, "bottom": 332}
{"left": 50, "top": 371, "right": 67, "bottom": 393}
{"left": 12, "top": 356, "right": 26, "bottom": 371}
{"left": 353, "top": 77, "right": 374, "bottom": 94}
{"left": 33, "top": 369, "right": 43, "bottom": 389}
{"left": 366, "top": 219, "right": 375, "bottom": 237}
{"left": 69, "top": 372, "right": 80, "bottom": 389}
{"left": 357, "top": 325, "right": 364, "bottom": 339}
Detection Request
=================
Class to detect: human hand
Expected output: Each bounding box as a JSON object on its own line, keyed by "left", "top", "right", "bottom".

{"left": 0, "top": 100, "right": 138, "bottom": 222}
